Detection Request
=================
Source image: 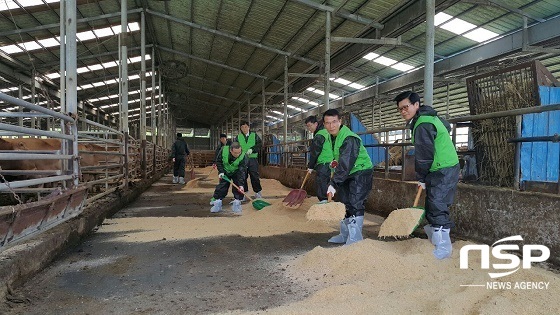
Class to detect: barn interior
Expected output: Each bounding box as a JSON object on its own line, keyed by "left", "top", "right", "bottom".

{"left": 0, "top": 0, "right": 560, "bottom": 313}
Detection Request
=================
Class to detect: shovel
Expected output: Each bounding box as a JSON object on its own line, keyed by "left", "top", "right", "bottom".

{"left": 378, "top": 186, "right": 425, "bottom": 239}
{"left": 282, "top": 171, "right": 310, "bottom": 209}
{"left": 221, "top": 175, "right": 272, "bottom": 210}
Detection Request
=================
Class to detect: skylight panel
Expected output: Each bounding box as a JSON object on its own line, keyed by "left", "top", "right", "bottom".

{"left": 271, "top": 110, "right": 284, "bottom": 116}
{"left": 391, "top": 62, "right": 415, "bottom": 72}
{"left": 77, "top": 31, "right": 96, "bottom": 41}
{"left": 20, "top": 41, "right": 42, "bottom": 51}
{"left": 463, "top": 28, "right": 499, "bottom": 42}
{"left": 306, "top": 87, "right": 339, "bottom": 100}
{"left": 363, "top": 52, "right": 379, "bottom": 60}
{"left": 374, "top": 56, "right": 397, "bottom": 66}
{"left": 0, "top": 22, "right": 139, "bottom": 54}
{"left": 434, "top": 12, "right": 453, "bottom": 26}
{"left": 0, "top": 0, "right": 59, "bottom": 12}
{"left": 88, "top": 64, "right": 104, "bottom": 71}
{"left": 349, "top": 82, "right": 364, "bottom": 90}
{"left": 440, "top": 18, "right": 476, "bottom": 35}
{"left": 333, "top": 78, "right": 351, "bottom": 85}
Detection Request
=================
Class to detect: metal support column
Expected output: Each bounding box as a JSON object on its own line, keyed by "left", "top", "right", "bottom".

{"left": 64, "top": 0, "right": 79, "bottom": 187}
{"left": 151, "top": 47, "right": 156, "bottom": 143}
{"left": 120, "top": 0, "right": 129, "bottom": 188}
{"left": 140, "top": 11, "right": 147, "bottom": 179}
{"left": 424, "top": 0, "right": 435, "bottom": 106}
{"left": 284, "top": 56, "right": 289, "bottom": 167}
{"left": 324, "top": 11, "right": 331, "bottom": 110}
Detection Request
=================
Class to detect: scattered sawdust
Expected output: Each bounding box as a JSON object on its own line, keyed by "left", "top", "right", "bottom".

{"left": 184, "top": 178, "right": 200, "bottom": 188}
{"left": 99, "top": 167, "right": 560, "bottom": 314}
{"left": 306, "top": 201, "right": 346, "bottom": 222}
{"left": 378, "top": 207, "right": 424, "bottom": 238}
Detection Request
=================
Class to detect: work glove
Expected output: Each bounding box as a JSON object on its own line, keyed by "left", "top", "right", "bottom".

{"left": 246, "top": 148, "right": 253, "bottom": 155}
{"left": 327, "top": 185, "right": 336, "bottom": 197}
{"left": 172, "top": 157, "right": 176, "bottom": 162}
{"left": 418, "top": 181, "right": 426, "bottom": 190}
{"left": 307, "top": 168, "right": 313, "bottom": 174}
{"left": 218, "top": 173, "right": 225, "bottom": 179}
{"left": 329, "top": 160, "right": 338, "bottom": 169}
{"left": 212, "top": 163, "right": 217, "bottom": 169}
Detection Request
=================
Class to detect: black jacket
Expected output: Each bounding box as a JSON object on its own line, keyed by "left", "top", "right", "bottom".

{"left": 171, "top": 137, "right": 190, "bottom": 157}
{"left": 307, "top": 122, "right": 326, "bottom": 169}
{"left": 408, "top": 106, "right": 452, "bottom": 182}
{"left": 216, "top": 147, "right": 247, "bottom": 184}
{"left": 329, "top": 125, "right": 362, "bottom": 189}
{"left": 213, "top": 139, "right": 232, "bottom": 163}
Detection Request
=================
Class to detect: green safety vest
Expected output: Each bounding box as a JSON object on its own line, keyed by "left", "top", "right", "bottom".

{"left": 238, "top": 132, "right": 258, "bottom": 158}
{"left": 412, "top": 115, "right": 459, "bottom": 172}
{"left": 221, "top": 146, "right": 245, "bottom": 174}
{"left": 315, "top": 128, "right": 334, "bottom": 165}
{"left": 332, "top": 125, "right": 373, "bottom": 175}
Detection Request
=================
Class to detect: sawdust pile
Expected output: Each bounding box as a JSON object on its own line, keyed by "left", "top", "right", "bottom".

{"left": 306, "top": 201, "right": 346, "bottom": 222}
{"left": 377, "top": 207, "right": 424, "bottom": 238}
{"left": 101, "top": 167, "right": 560, "bottom": 314}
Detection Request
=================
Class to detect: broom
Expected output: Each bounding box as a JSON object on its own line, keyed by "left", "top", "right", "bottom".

{"left": 378, "top": 186, "right": 425, "bottom": 239}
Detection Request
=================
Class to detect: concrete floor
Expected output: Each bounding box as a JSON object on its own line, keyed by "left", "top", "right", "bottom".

{"left": 2, "top": 173, "right": 349, "bottom": 315}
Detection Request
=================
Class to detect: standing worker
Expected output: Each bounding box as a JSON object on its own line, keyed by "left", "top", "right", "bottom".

{"left": 213, "top": 133, "right": 232, "bottom": 169}
{"left": 210, "top": 142, "right": 247, "bottom": 214}
{"left": 171, "top": 132, "right": 190, "bottom": 184}
{"left": 394, "top": 91, "right": 459, "bottom": 260}
{"left": 235, "top": 121, "right": 263, "bottom": 199}
{"left": 304, "top": 115, "right": 332, "bottom": 203}
{"left": 323, "top": 109, "right": 373, "bottom": 245}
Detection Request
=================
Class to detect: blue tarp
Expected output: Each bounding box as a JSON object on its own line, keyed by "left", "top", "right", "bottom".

{"left": 349, "top": 113, "right": 385, "bottom": 166}
{"left": 267, "top": 134, "right": 281, "bottom": 165}
{"left": 520, "top": 86, "right": 560, "bottom": 182}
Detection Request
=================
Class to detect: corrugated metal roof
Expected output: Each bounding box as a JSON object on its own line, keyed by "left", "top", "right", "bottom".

{"left": 0, "top": 0, "right": 559, "bottom": 132}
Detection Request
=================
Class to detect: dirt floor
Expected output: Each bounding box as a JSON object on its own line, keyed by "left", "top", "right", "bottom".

{"left": 2, "top": 167, "right": 560, "bottom": 314}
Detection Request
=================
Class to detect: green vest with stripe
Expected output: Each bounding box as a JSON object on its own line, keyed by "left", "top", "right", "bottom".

{"left": 238, "top": 132, "right": 258, "bottom": 158}
{"left": 222, "top": 146, "right": 245, "bottom": 174}
{"left": 333, "top": 125, "right": 373, "bottom": 175}
{"left": 315, "top": 128, "right": 334, "bottom": 165}
{"left": 412, "top": 115, "right": 459, "bottom": 172}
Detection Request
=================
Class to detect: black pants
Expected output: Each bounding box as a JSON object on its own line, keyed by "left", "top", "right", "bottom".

{"left": 336, "top": 169, "right": 373, "bottom": 218}
{"left": 425, "top": 164, "right": 460, "bottom": 229}
{"left": 315, "top": 163, "right": 330, "bottom": 201}
{"left": 213, "top": 174, "right": 244, "bottom": 200}
{"left": 243, "top": 158, "right": 262, "bottom": 193}
{"left": 173, "top": 155, "right": 186, "bottom": 177}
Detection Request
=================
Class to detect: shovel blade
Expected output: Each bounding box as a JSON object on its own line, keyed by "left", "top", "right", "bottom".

{"left": 252, "top": 200, "right": 272, "bottom": 210}
{"left": 283, "top": 190, "right": 306, "bottom": 209}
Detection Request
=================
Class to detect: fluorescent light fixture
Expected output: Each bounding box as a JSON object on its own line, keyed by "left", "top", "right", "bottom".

{"left": 463, "top": 27, "right": 499, "bottom": 42}
{"left": 434, "top": 12, "right": 453, "bottom": 26}
{"left": 440, "top": 18, "right": 477, "bottom": 35}
{"left": 363, "top": 52, "right": 379, "bottom": 60}
{"left": 374, "top": 56, "right": 397, "bottom": 66}
{"left": 391, "top": 62, "right": 415, "bottom": 72}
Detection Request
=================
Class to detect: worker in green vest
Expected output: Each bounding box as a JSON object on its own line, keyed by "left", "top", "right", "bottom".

{"left": 323, "top": 109, "right": 373, "bottom": 245}
{"left": 394, "top": 91, "right": 460, "bottom": 260}
{"left": 235, "top": 121, "right": 263, "bottom": 199}
{"left": 305, "top": 115, "right": 332, "bottom": 202}
{"left": 210, "top": 142, "right": 247, "bottom": 214}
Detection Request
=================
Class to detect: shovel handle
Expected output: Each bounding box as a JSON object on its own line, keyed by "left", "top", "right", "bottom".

{"left": 226, "top": 179, "right": 254, "bottom": 202}
{"left": 300, "top": 171, "right": 311, "bottom": 190}
{"left": 413, "top": 185, "right": 423, "bottom": 207}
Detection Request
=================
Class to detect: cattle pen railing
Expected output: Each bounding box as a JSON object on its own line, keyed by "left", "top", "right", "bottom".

{"left": 0, "top": 92, "right": 171, "bottom": 249}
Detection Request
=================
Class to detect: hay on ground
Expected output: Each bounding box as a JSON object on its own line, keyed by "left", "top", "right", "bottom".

{"left": 378, "top": 208, "right": 424, "bottom": 238}
{"left": 306, "top": 202, "right": 345, "bottom": 221}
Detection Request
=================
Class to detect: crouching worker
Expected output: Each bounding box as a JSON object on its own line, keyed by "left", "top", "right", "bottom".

{"left": 210, "top": 142, "right": 248, "bottom": 214}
